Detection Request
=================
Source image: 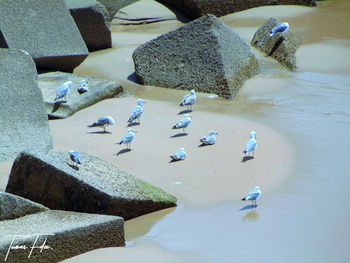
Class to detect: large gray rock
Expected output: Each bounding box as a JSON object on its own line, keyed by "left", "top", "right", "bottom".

{"left": 0, "top": 49, "right": 53, "bottom": 162}
{"left": 66, "top": 0, "right": 112, "bottom": 52}
{"left": 98, "top": 0, "right": 139, "bottom": 21}
{"left": 0, "top": 192, "right": 49, "bottom": 221}
{"left": 0, "top": 210, "right": 124, "bottom": 263}
{"left": 132, "top": 14, "right": 258, "bottom": 98}
{"left": 38, "top": 72, "right": 123, "bottom": 119}
{"left": 251, "top": 17, "right": 300, "bottom": 71}
{"left": 0, "top": 0, "right": 88, "bottom": 72}
{"left": 6, "top": 151, "right": 177, "bottom": 220}
{"left": 157, "top": 0, "right": 316, "bottom": 19}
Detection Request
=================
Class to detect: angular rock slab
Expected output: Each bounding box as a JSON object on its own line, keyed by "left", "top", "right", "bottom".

{"left": 157, "top": 0, "right": 316, "bottom": 19}
{"left": 0, "top": 210, "right": 124, "bottom": 263}
{"left": 98, "top": 0, "right": 139, "bottom": 21}
{"left": 0, "top": 192, "right": 49, "bottom": 221}
{"left": 6, "top": 151, "right": 177, "bottom": 220}
{"left": 251, "top": 17, "right": 300, "bottom": 71}
{"left": 133, "top": 14, "right": 258, "bottom": 98}
{"left": 114, "top": 0, "right": 176, "bottom": 25}
{"left": 0, "top": 49, "right": 53, "bottom": 162}
{"left": 38, "top": 72, "right": 123, "bottom": 119}
{"left": 0, "top": 0, "right": 88, "bottom": 72}
{"left": 66, "top": 0, "right": 112, "bottom": 52}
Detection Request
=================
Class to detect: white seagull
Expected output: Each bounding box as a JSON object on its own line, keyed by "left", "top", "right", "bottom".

{"left": 78, "top": 79, "right": 89, "bottom": 94}
{"left": 54, "top": 81, "right": 73, "bottom": 102}
{"left": 269, "top": 22, "right": 289, "bottom": 37}
{"left": 87, "top": 116, "right": 115, "bottom": 133}
{"left": 243, "top": 131, "right": 257, "bottom": 156}
{"left": 69, "top": 150, "right": 82, "bottom": 166}
{"left": 170, "top": 148, "right": 186, "bottom": 161}
{"left": 180, "top": 90, "right": 196, "bottom": 111}
{"left": 118, "top": 128, "right": 136, "bottom": 149}
{"left": 200, "top": 131, "right": 219, "bottom": 145}
{"left": 172, "top": 114, "right": 191, "bottom": 133}
{"left": 242, "top": 186, "right": 261, "bottom": 207}
{"left": 128, "top": 99, "right": 146, "bottom": 124}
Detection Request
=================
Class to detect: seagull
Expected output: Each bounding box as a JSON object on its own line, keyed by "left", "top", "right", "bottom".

{"left": 128, "top": 99, "right": 146, "bottom": 124}
{"left": 200, "top": 131, "right": 219, "bottom": 145}
{"left": 180, "top": 90, "right": 196, "bottom": 111}
{"left": 118, "top": 128, "right": 136, "bottom": 149}
{"left": 87, "top": 116, "right": 115, "bottom": 133}
{"left": 68, "top": 150, "right": 82, "bottom": 166}
{"left": 242, "top": 186, "right": 261, "bottom": 207}
{"left": 77, "top": 79, "right": 88, "bottom": 94}
{"left": 54, "top": 81, "right": 72, "bottom": 102}
{"left": 269, "top": 22, "right": 289, "bottom": 37}
{"left": 170, "top": 148, "right": 186, "bottom": 161}
{"left": 172, "top": 114, "right": 191, "bottom": 133}
{"left": 243, "top": 131, "right": 257, "bottom": 156}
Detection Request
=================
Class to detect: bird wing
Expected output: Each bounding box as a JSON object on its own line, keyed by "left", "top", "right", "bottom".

{"left": 122, "top": 132, "right": 134, "bottom": 143}
{"left": 130, "top": 106, "right": 143, "bottom": 119}
{"left": 244, "top": 189, "right": 261, "bottom": 200}
{"left": 181, "top": 94, "right": 196, "bottom": 105}
{"left": 71, "top": 151, "right": 82, "bottom": 164}
{"left": 245, "top": 138, "right": 257, "bottom": 152}
{"left": 96, "top": 116, "right": 109, "bottom": 126}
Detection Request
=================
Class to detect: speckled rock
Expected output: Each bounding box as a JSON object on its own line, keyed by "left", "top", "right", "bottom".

{"left": 0, "top": 49, "right": 53, "bottom": 162}
{"left": 6, "top": 151, "right": 177, "bottom": 220}
{"left": 251, "top": 17, "right": 300, "bottom": 71}
{"left": 65, "top": 0, "right": 112, "bottom": 51}
{"left": 0, "top": 210, "right": 124, "bottom": 263}
{"left": 0, "top": 192, "right": 49, "bottom": 221}
{"left": 38, "top": 72, "right": 123, "bottom": 119}
{"left": 133, "top": 14, "right": 258, "bottom": 98}
{"left": 98, "top": 0, "right": 139, "bottom": 21}
{"left": 157, "top": 0, "right": 317, "bottom": 19}
{"left": 0, "top": 0, "right": 88, "bottom": 72}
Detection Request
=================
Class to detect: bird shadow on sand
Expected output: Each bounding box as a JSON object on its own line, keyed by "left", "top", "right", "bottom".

{"left": 51, "top": 101, "right": 66, "bottom": 113}
{"left": 127, "top": 122, "right": 140, "bottom": 127}
{"left": 169, "top": 159, "right": 183, "bottom": 163}
{"left": 177, "top": 109, "right": 192, "bottom": 115}
{"left": 67, "top": 163, "right": 79, "bottom": 171}
{"left": 170, "top": 132, "right": 188, "bottom": 138}
{"left": 116, "top": 148, "right": 131, "bottom": 156}
{"left": 198, "top": 143, "right": 212, "bottom": 147}
{"left": 87, "top": 131, "right": 112, "bottom": 134}
{"left": 242, "top": 156, "right": 254, "bottom": 163}
{"left": 239, "top": 204, "right": 257, "bottom": 211}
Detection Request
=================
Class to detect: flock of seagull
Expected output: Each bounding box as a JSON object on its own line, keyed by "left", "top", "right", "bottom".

{"left": 57, "top": 84, "right": 261, "bottom": 207}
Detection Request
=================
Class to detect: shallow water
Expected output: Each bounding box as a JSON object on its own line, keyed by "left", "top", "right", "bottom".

{"left": 55, "top": 1, "right": 350, "bottom": 262}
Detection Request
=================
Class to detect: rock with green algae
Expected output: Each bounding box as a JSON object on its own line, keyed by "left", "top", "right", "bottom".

{"left": 6, "top": 151, "right": 177, "bottom": 220}
{"left": 0, "top": 210, "right": 124, "bottom": 263}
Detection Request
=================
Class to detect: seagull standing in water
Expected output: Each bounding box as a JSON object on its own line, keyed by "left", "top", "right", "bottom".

{"left": 69, "top": 150, "right": 82, "bottom": 166}
{"left": 243, "top": 131, "right": 257, "bottom": 156}
{"left": 269, "top": 22, "right": 289, "bottom": 38}
{"left": 54, "top": 81, "right": 72, "bottom": 102}
{"left": 87, "top": 116, "right": 115, "bottom": 133}
{"left": 200, "top": 131, "right": 219, "bottom": 145}
{"left": 172, "top": 114, "right": 191, "bottom": 134}
{"left": 118, "top": 128, "right": 136, "bottom": 149}
{"left": 128, "top": 99, "right": 146, "bottom": 124}
{"left": 242, "top": 186, "right": 261, "bottom": 207}
{"left": 170, "top": 148, "right": 186, "bottom": 161}
{"left": 77, "top": 79, "right": 89, "bottom": 94}
{"left": 180, "top": 90, "right": 196, "bottom": 111}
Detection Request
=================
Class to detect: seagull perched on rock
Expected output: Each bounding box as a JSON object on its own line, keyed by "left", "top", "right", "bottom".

{"left": 87, "top": 116, "right": 115, "bottom": 133}
{"left": 170, "top": 148, "right": 186, "bottom": 161}
{"left": 200, "top": 131, "right": 218, "bottom": 145}
{"left": 172, "top": 114, "right": 191, "bottom": 134}
{"left": 180, "top": 90, "right": 196, "bottom": 111}
{"left": 243, "top": 131, "right": 257, "bottom": 156}
{"left": 118, "top": 128, "right": 136, "bottom": 149}
{"left": 128, "top": 99, "right": 146, "bottom": 124}
{"left": 77, "top": 79, "right": 89, "bottom": 94}
{"left": 54, "top": 81, "right": 72, "bottom": 102}
{"left": 69, "top": 150, "right": 82, "bottom": 166}
{"left": 242, "top": 186, "right": 261, "bottom": 207}
{"left": 269, "top": 22, "right": 289, "bottom": 37}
